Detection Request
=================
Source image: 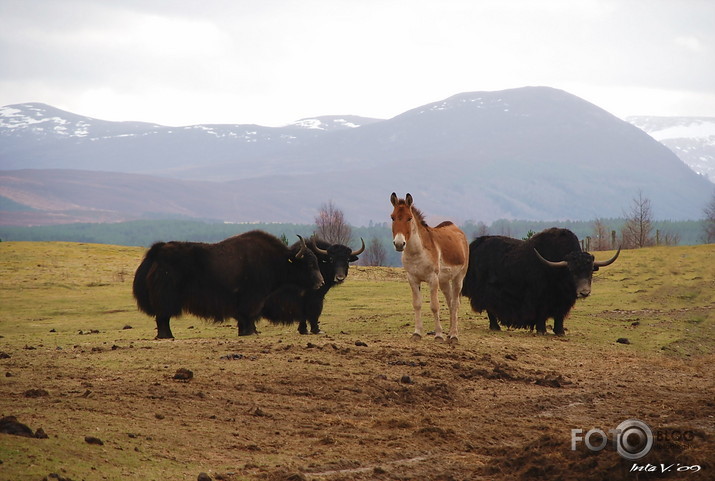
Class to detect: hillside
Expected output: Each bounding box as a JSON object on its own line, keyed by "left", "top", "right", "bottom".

{"left": 2, "top": 87, "right": 713, "bottom": 226}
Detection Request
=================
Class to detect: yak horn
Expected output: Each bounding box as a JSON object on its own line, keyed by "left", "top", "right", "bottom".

{"left": 534, "top": 248, "right": 568, "bottom": 268}
{"left": 312, "top": 238, "right": 329, "bottom": 256}
{"left": 593, "top": 247, "right": 621, "bottom": 268}
{"left": 351, "top": 238, "right": 366, "bottom": 256}
{"left": 296, "top": 235, "right": 308, "bottom": 259}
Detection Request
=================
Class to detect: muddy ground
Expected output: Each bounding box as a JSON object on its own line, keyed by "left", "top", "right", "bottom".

{"left": 1, "top": 324, "right": 713, "bottom": 481}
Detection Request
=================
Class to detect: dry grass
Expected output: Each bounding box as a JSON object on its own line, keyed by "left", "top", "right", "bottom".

{"left": 0, "top": 241, "right": 713, "bottom": 481}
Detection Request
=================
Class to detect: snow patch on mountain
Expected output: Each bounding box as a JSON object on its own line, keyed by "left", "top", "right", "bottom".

{"left": 292, "top": 116, "right": 368, "bottom": 130}
{"left": 628, "top": 116, "right": 715, "bottom": 183}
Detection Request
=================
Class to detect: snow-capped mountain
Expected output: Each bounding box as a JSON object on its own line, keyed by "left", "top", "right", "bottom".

{"left": 1, "top": 87, "right": 713, "bottom": 226}
{"left": 0, "top": 103, "right": 381, "bottom": 176}
{"left": 0, "top": 103, "right": 377, "bottom": 139}
{"left": 0, "top": 103, "right": 163, "bottom": 139}
{"left": 628, "top": 116, "right": 715, "bottom": 183}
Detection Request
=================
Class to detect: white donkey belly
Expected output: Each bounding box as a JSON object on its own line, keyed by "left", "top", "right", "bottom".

{"left": 402, "top": 251, "right": 437, "bottom": 282}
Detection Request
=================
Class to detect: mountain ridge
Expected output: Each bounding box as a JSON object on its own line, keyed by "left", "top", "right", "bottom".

{"left": 627, "top": 115, "right": 715, "bottom": 183}
{"left": 1, "top": 87, "right": 713, "bottom": 226}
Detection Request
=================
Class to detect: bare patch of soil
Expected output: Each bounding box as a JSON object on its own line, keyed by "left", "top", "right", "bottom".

{"left": 1, "top": 329, "right": 712, "bottom": 480}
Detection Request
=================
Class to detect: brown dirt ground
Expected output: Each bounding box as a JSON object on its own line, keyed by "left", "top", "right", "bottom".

{"left": 1, "top": 325, "right": 713, "bottom": 481}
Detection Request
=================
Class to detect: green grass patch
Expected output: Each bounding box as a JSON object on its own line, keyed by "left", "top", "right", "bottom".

{"left": 1, "top": 241, "right": 713, "bottom": 480}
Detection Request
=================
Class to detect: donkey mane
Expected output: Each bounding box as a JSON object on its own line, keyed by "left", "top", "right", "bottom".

{"left": 412, "top": 207, "right": 428, "bottom": 228}
{"left": 409, "top": 204, "right": 453, "bottom": 229}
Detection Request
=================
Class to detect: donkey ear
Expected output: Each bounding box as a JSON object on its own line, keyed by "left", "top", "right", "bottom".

{"left": 390, "top": 192, "right": 398, "bottom": 206}
{"left": 405, "top": 193, "right": 413, "bottom": 206}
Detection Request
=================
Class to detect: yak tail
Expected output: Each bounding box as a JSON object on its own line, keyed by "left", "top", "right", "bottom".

{"left": 461, "top": 237, "right": 486, "bottom": 299}
{"left": 132, "top": 242, "right": 166, "bottom": 316}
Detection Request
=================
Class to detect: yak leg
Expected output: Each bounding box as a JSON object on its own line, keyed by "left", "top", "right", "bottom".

{"left": 535, "top": 318, "right": 547, "bottom": 335}
{"left": 237, "top": 318, "right": 258, "bottom": 336}
{"left": 235, "top": 294, "right": 264, "bottom": 336}
{"left": 305, "top": 295, "right": 324, "bottom": 334}
{"left": 236, "top": 317, "right": 257, "bottom": 336}
{"left": 487, "top": 311, "right": 501, "bottom": 331}
{"left": 297, "top": 320, "right": 310, "bottom": 335}
{"left": 553, "top": 316, "right": 565, "bottom": 336}
{"left": 236, "top": 307, "right": 259, "bottom": 336}
{"left": 155, "top": 315, "right": 174, "bottom": 339}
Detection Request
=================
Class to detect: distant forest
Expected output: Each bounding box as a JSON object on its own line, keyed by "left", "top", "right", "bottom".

{"left": 0, "top": 218, "right": 708, "bottom": 267}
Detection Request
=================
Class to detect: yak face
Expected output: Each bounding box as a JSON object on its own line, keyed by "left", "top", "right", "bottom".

{"left": 319, "top": 245, "right": 359, "bottom": 283}
{"left": 289, "top": 243, "right": 324, "bottom": 290}
{"left": 562, "top": 251, "right": 596, "bottom": 299}
{"left": 311, "top": 239, "right": 365, "bottom": 284}
{"left": 535, "top": 246, "right": 620, "bottom": 300}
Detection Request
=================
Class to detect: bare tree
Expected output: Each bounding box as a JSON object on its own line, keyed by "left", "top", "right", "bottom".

{"left": 314, "top": 200, "right": 352, "bottom": 245}
{"left": 657, "top": 229, "right": 681, "bottom": 246}
{"left": 592, "top": 218, "right": 611, "bottom": 251}
{"left": 621, "top": 191, "right": 654, "bottom": 248}
{"left": 704, "top": 192, "right": 715, "bottom": 244}
{"left": 361, "top": 237, "right": 387, "bottom": 266}
{"left": 475, "top": 221, "right": 489, "bottom": 238}
{"left": 492, "top": 219, "right": 512, "bottom": 237}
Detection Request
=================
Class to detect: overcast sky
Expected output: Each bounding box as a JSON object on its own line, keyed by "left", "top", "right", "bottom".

{"left": 1, "top": 0, "right": 714, "bottom": 127}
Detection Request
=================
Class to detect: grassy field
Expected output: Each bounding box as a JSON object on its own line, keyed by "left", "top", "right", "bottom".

{"left": 0, "top": 241, "right": 713, "bottom": 481}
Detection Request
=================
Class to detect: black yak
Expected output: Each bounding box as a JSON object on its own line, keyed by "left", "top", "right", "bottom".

{"left": 132, "top": 230, "right": 324, "bottom": 339}
{"left": 461, "top": 228, "right": 619, "bottom": 335}
{"left": 261, "top": 237, "right": 365, "bottom": 334}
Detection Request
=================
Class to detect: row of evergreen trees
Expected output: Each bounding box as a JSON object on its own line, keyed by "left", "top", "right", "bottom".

{"left": 0, "top": 217, "right": 707, "bottom": 267}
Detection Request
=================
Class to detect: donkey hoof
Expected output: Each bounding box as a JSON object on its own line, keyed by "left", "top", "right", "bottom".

{"left": 410, "top": 333, "right": 422, "bottom": 341}
{"left": 447, "top": 336, "right": 459, "bottom": 345}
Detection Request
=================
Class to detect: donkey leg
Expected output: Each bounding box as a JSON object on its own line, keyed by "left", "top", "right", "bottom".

{"left": 446, "top": 277, "right": 462, "bottom": 344}
{"left": 439, "top": 277, "right": 459, "bottom": 344}
{"left": 429, "top": 275, "right": 444, "bottom": 341}
{"left": 407, "top": 275, "right": 424, "bottom": 340}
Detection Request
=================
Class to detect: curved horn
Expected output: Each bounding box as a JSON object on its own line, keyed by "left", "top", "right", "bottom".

{"left": 311, "top": 237, "right": 329, "bottom": 256}
{"left": 593, "top": 247, "right": 621, "bottom": 268}
{"left": 295, "top": 235, "right": 308, "bottom": 259}
{"left": 534, "top": 248, "right": 568, "bottom": 268}
{"left": 351, "top": 238, "right": 366, "bottom": 256}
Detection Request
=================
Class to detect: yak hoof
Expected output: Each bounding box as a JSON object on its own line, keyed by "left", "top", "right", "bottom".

{"left": 489, "top": 326, "right": 501, "bottom": 331}
{"left": 410, "top": 333, "right": 422, "bottom": 341}
{"left": 554, "top": 331, "right": 566, "bottom": 337}
{"left": 298, "top": 329, "right": 310, "bottom": 335}
{"left": 433, "top": 334, "right": 445, "bottom": 343}
{"left": 155, "top": 335, "right": 174, "bottom": 340}
{"left": 447, "top": 336, "right": 459, "bottom": 345}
